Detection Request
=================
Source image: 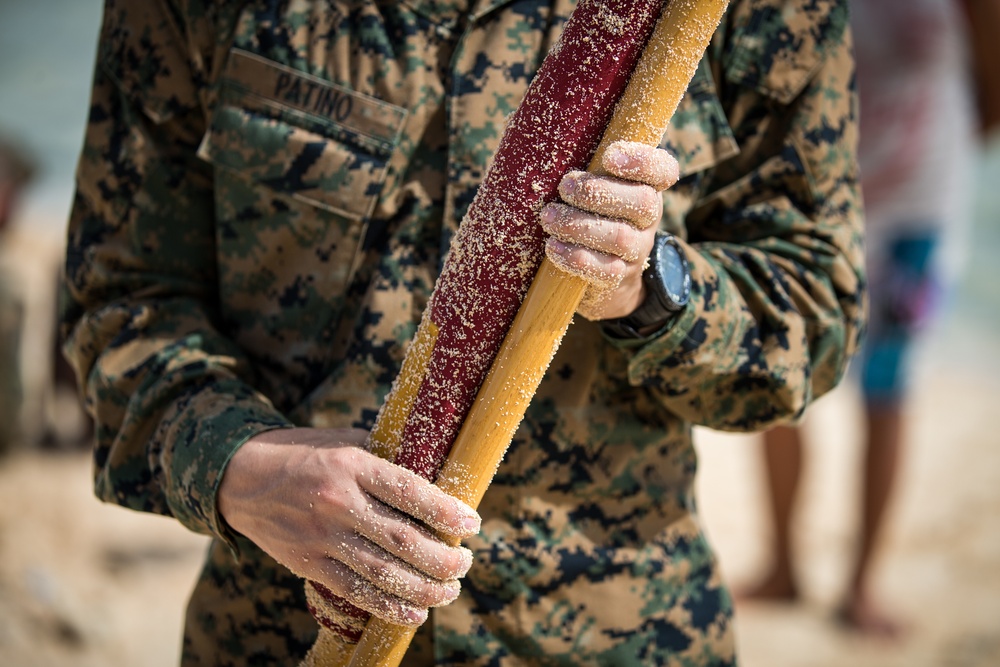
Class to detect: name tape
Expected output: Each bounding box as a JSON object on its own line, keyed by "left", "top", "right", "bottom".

{"left": 221, "top": 49, "right": 406, "bottom": 145}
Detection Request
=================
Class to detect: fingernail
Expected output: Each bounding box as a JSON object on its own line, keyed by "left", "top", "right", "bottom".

{"left": 458, "top": 547, "right": 474, "bottom": 576}
{"left": 561, "top": 174, "right": 578, "bottom": 196}
{"left": 545, "top": 237, "right": 568, "bottom": 260}
{"left": 403, "top": 606, "right": 428, "bottom": 625}
{"left": 462, "top": 513, "right": 481, "bottom": 533}
{"left": 540, "top": 205, "right": 556, "bottom": 225}
{"left": 606, "top": 145, "right": 629, "bottom": 170}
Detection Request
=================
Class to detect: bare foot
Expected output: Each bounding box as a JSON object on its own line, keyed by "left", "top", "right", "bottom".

{"left": 734, "top": 569, "right": 799, "bottom": 603}
{"left": 836, "top": 591, "right": 907, "bottom": 639}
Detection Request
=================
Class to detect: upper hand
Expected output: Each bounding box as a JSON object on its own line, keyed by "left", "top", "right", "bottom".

{"left": 217, "top": 428, "right": 482, "bottom": 626}
{"left": 540, "top": 140, "right": 679, "bottom": 320}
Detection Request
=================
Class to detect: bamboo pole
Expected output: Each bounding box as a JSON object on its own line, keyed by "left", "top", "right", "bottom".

{"left": 339, "top": 1, "right": 729, "bottom": 665}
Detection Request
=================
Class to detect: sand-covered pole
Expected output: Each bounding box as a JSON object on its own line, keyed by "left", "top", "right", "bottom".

{"left": 302, "top": 1, "right": 729, "bottom": 665}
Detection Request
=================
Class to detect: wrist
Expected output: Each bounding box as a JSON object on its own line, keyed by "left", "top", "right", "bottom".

{"left": 217, "top": 443, "right": 257, "bottom": 533}
{"left": 217, "top": 429, "right": 287, "bottom": 532}
{"left": 603, "top": 232, "right": 691, "bottom": 339}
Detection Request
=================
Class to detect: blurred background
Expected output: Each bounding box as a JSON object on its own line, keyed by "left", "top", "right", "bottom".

{"left": 0, "top": 1, "right": 998, "bottom": 666}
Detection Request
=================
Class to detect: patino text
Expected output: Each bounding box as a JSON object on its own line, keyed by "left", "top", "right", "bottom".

{"left": 274, "top": 72, "right": 353, "bottom": 123}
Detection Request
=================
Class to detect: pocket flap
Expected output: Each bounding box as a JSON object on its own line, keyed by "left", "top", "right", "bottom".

{"left": 198, "top": 49, "right": 407, "bottom": 221}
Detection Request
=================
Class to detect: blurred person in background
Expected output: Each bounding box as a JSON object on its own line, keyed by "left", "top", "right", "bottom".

{"left": 739, "top": 0, "right": 994, "bottom": 638}
{"left": 0, "top": 136, "right": 91, "bottom": 452}
{"left": 0, "top": 138, "right": 36, "bottom": 455}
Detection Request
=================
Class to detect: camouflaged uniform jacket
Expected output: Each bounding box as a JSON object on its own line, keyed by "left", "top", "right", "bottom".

{"left": 63, "top": 0, "right": 864, "bottom": 664}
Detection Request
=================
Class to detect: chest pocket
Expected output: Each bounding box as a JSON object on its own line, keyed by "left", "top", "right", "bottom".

{"left": 197, "top": 48, "right": 406, "bottom": 385}
{"left": 200, "top": 49, "right": 406, "bottom": 219}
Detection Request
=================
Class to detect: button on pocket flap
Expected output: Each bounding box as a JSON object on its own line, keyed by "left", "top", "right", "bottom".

{"left": 198, "top": 49, "right": 407, "bottom": 221}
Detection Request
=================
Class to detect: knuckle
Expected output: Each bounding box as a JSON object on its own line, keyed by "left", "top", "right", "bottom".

{"left": 445, "top": 547, "right": 473, "bottom": 579}
{"left": 613, "top": 222, "right": 633, "bottom": 252}
{"left": 565, "top": 244, "right": 591, "bottom": 271}
{"left": 395, "top": 473, "right": 413, "bottom": 496}
{"left": 368, "top": 561, "right": 394, "bottom": 583}
{"left": 611, "top": 256, "right": 628, "bottom": 282}
{"left": 392, "top": 480, "right": 423, "bottom": 509}
{"left": 340, "top": 446, "right": 364, "bottom": 469}
{"left": 408, "top": 584, "right": 437, "bottom": 607}
{"left": 384, "top": 524, "right": 414, "bottom": 553}
{"left": 315, "top": 488, "right": 344, "bottom": 516}
{"left": 417, "top": 580, "right": 458, "bottom": 607}
{"left": 315, "top": 557, "right": 355, "bottom": 594}
{"left": 578, "top": 175, "right": 602, "bottom": 201}
{"left": 549, "top": 204, "right": 575, "bottom": 234}
{"left": 642, "top": 188, "right": 661, "bottom": 218}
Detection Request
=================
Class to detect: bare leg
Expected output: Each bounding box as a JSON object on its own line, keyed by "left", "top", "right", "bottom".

{"left": 739, "top": 424, "right": 803, "bottom": 601}
{"left": 838, "top": 400, "right": 906, "bottom": 637}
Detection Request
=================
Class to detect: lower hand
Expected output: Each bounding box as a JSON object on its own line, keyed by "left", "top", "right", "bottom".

{"left": 217, "top": 428, "right": 482, "bottom": 626}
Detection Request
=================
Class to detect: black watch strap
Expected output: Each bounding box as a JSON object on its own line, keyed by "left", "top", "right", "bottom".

{"left": 603, "top": 232, "right": 691, "bottom": 339}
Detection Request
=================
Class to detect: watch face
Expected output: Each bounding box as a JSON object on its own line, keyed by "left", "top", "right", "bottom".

{"left": 656, "top": 238, "right": 690, "bottom": 307}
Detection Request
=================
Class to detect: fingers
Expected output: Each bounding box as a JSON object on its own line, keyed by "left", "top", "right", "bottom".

{"left": 543, "top": 236, "right": 628, "bottom": 291}
{"left": 557, "top": 170, "right": 662, "bottom": 229}
{"left": 539, "top": 197, "right": 655, "bottom": 290}
{"left": 359, "top": 455, "right": 482, "bottom": 540}
{"left": 305, "top": 448, "right": 476, "bottom": 626}
{"left": 306, "top": 556, "right": 430, "bottom": 626}
{"left": 352, "top": 497, "right": 475, "bottom": 581}
{"left": 551, "top": 142, "right": 676, "bottom": 229}
{"left": 539, "top": 143, "right": 675, "bottom": 316}
{"left": 222, "top": 430, "right": 479, "bottom": 626}
{"left": 541, "top": 202, "right": 647, "bottom": 263}
{"left": 326, "top": 532, "right": 462, "bottom": 607}
{"left": 601, "top": 141, "right": 679, "bottom": 191}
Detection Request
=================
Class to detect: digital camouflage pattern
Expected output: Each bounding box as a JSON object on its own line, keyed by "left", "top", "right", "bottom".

{"left": 62, "top": 0, "right": 864, "bottom": 664}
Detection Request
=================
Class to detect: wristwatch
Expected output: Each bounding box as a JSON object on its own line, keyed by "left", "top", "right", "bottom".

{"left": 603, "top": 232, "right": 691, "bottom": 339}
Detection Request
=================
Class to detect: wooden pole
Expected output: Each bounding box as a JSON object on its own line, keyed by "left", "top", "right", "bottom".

{"left": 339, "top": 1, "right": 729, "bottom": 665}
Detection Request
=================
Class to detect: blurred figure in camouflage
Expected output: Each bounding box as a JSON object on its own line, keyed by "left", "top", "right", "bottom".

{"left": 741, "top": 0, "right": 983, "bottom": 638}
{"left": 0, "top": 138, "right": 35, "bottom": 455}
{"left": 61, "top": 0, "right": 864, "bottom": 664}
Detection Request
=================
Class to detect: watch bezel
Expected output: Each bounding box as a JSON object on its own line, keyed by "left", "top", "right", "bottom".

{"left": 649, "top": 233, "right": 691, "bottom": 312}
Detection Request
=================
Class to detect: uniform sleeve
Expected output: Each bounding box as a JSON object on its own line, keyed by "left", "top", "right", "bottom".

{"left": 618, "top": 11, "right": 866, "bottom": 431}
{"left": 61, "top": 0, "right": 293, "bottom": 540}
